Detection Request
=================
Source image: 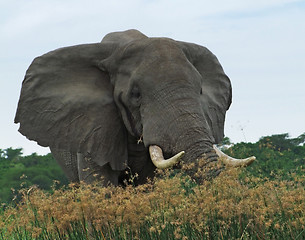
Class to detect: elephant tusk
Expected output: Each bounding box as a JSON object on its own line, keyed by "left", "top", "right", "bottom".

{"left": 149, "top": 145, "right": 185, "bottom": 169}
{"left": 213, "top": 145, "right": 256, "bottom": 167}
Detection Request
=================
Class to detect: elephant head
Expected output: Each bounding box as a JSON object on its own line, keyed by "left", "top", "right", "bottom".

{"left": 15, "top": 30, "right": 255, "bottom": 185}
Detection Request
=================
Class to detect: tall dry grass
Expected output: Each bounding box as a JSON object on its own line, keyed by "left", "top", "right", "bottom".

{"left": 1, "top": 167, "right": 304, "bottom": 239}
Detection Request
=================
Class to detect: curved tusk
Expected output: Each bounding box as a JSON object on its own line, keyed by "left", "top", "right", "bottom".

{"left": 149, "top": 145, "right": 185, "bottom": 169}
{"left": 213, "top": 145, "right": 256, "bottom": 167}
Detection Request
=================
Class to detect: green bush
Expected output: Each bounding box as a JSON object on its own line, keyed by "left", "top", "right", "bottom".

{"left": 223, "top": 133, "right": 305, "bottom": 181}
{"left": 0, "top": 150, "right": 68, "bottom": 203}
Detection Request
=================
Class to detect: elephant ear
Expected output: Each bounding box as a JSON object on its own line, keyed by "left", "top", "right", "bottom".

{"left": 178, "top": 42, "right": 232, "bottom": 143}
{"left": 15, "top": 43, "right": 128, "bottom": 171}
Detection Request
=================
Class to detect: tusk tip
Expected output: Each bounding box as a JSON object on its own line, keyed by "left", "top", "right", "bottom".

{"left": 177, "top": 151, "right": 185, "bottom": 157}
{"left": 239, "top": 156, "right": 256, "bottom": 167}
{"left": 171, "top": 151, "right": 185, "bottom": 164}
{"left": 248, "top": 156, "right": 256, "bottom": 163}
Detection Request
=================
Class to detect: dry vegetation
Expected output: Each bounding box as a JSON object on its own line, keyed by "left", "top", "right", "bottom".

{"left": 1, "top": 165, "right": 304, "bottom": 240}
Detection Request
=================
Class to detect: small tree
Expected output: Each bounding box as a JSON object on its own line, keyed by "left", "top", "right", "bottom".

{"left": 3, "top": 148, "right": 23, "bottom": 161}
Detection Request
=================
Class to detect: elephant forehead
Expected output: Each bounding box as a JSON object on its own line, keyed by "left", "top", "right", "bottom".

{"left": 116, "top": 41, "right": 189, "bottom": 76}
{"left": 101, "top": 38, "right": 187, "bottom": 77}
{"left": 118, "top": 37, "right": 184, "bottom": 61}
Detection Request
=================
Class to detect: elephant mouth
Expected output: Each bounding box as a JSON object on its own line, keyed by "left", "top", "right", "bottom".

{"left": 119, "top": 93, "right": 142, "bottom": 137}
{"left": 149, "top": 144, "right": 255, "bottom": 169}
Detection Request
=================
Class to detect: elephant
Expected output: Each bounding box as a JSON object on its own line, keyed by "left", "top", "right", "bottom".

{"left": 15, "top": 29, "right": 255, "bottom": 186}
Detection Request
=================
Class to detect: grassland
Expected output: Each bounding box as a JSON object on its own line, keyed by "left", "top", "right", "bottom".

{"left": 1, "top": 133, "right": 304, "bottom": 239}
{"left": 1, "top": 167, "right": 304, "bottom": 239}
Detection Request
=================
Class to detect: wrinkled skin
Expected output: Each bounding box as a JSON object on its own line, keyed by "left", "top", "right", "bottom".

{"left": 15, "top": 30, "right": 233, "bottom": 186}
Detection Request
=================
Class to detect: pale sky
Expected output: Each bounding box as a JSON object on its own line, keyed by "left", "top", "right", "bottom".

{"left": 1, "top": 0, "right": 304, "bottom": 155}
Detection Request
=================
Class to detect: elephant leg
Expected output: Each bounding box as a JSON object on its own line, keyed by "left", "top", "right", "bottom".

{"left": 77, "top": 153, "right": 121, "bottom": 186}
{"left": 50, "top": 147, "right": 79, "bottom": 182}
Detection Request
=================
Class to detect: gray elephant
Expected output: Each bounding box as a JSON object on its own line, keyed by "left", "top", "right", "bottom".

{"left": 15, "top": 30, "right": 254, "bottom": 186}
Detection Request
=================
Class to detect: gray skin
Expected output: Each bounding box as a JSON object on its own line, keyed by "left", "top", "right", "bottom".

{"left": 15, "top": 30, "right": 232, "bottom": 186}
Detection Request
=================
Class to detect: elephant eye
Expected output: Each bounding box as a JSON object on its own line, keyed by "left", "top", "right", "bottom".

{"left": 131, "top": 86, "right": 141, "bottom": 100}
{"left": 200, "top": 88, "right": 203, "bottom": 95}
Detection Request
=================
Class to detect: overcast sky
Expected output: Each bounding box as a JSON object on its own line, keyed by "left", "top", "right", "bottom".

{"left": 1, "top": 0, "right": 304, "bottom": 155}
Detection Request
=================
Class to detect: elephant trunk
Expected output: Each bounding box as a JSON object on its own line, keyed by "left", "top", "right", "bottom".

{"left": 142, "top": 88, "right": 255, "bottom": 170}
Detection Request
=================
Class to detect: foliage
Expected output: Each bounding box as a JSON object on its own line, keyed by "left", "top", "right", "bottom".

{"left": 223, "top": 133, "right": 305, "bottom": 181}
{"left": 0, "top": 168, "right": 304, "bottom": 239}
{"left": 0, "top": 149, "right": 68, "bottom": 203}
{"left": 0, "top": 133, "right": 304, "bottom": 239}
